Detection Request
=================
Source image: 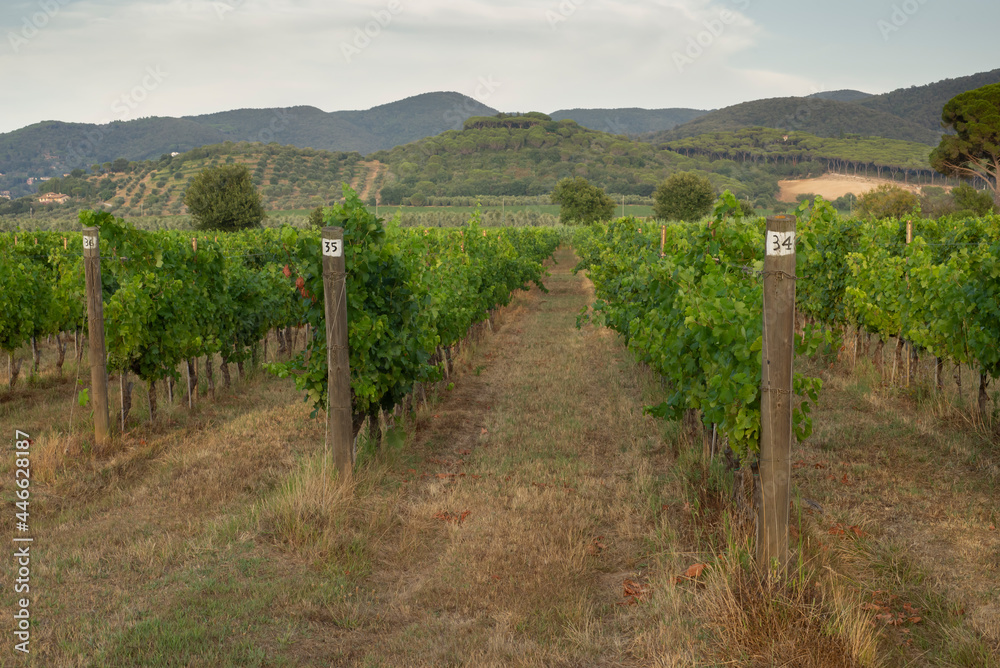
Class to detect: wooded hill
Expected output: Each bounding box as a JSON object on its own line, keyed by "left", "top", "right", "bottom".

{"left": 0, "top": 92, "right": 498, "bottom": 184}
{"left": 548, "top": 107, "right": 707, "bottom": 135}
{"left": 368, "top": 114, "right": 763, "bottom": 204}
{"left": 806, "top": 90, "right": 872, "bottom": 102}
{"left": 369, "top": 114, "right": 956, "bottom": 205}
{"left": 653, "top": 97, "right": 942, "bottom": 145}
{"left": 662, "top": 127, "right": 945, "bottom": 185}
{"left": 4, "top": 68, "right": 999, "bottom": 203}
{"left": 8, "top": 142, "right": 372, "bottom": 218}
{"left": 8, "top": 112, "right": 957, "bottom": 220}
{"left": 657, "top": 68, "right": 1000, "bottom": 146}
{"left": 854, "top": 67, "right": 1000, "bottom": 132}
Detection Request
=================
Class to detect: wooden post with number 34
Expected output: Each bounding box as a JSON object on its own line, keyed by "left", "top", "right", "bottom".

{"left": 82, "top": 227, "right": 111, "bottom": 447}
{"left": 757, "top": 214, "right": 796, "bottom": 574}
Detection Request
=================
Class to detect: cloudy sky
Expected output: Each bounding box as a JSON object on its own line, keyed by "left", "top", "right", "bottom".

{"left": 1, "top": 0, "right": 996, "bottom": 134}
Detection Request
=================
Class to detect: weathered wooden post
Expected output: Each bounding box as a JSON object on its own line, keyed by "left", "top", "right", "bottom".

{"left": 322, "top": 227, "right": 353, "bottom": 478}
{"left": 905, "top": 219, "right": 913, "bottom": 387}
{"left": 757, "top": 215, "right": 796, "bottom": 573}
{"left": 82, "top": 227, "right": 111, "bottom": 446}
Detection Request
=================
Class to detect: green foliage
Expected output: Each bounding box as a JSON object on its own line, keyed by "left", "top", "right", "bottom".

{"left": 951, "top": 183, "right": 997, "bottom": 216}
{"left": 653, "top": 172, "right": 715, "bottom": 221}
{"left": 737, "top": 199, "right": 756, "bottom": 217}
{"left": 266, "top": 185, "right": 560, "bottom": 432}
{"left": 184, "top": 164, "right": 264, "bottom": 231}
{"left": 308, "top": 206, "right": 324, "bottom": 228}
{"left": 917, "top": 186, "right": 954, "bottom": 218}
{"left": 856, "top": 184, "right": 920, "bottom": 219}
{"left": 797, "top": 212, "right": 1000, "bottom": 382}
{"left": 575, "top": 192, "right": 824, "bottom": 458}
{"left": 930, "top": 83, "right": 1000, "bottom": 208}
{"left": 0, "top": 230, "right": 80, "bottom": 356}
{"left": 830, "top": 194, "right": 857, "bottom": 212}
{"left": 550, "top": 177, "right": 614, "bottom": 224}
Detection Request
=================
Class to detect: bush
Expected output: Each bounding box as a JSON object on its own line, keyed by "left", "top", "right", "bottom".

{"left": 856, "top": 184, "right": 920, "bottom": 219}
{"left": 184, "top": 164, "right": 265, "bottom": 231}
{"left": 550, "top": 176, "right": 614, "bottom": 224}
{"left": 653, "top": 172, "right": 715, "bottom": 222}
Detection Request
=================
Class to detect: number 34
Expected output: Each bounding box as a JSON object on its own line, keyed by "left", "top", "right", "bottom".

{"left": 768, "top": 232, "right": 794, "bottom": 255}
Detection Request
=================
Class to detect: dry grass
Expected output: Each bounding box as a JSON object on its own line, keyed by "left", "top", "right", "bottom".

{"left": 2, "top": 251, "right": 998, "bottom": 666}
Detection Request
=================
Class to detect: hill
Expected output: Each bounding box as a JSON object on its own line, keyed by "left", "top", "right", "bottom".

{"left": 6, "top": 120, "right": 781, "bottom": 217}
{"left": 807, "top": 90, "right": 872, "bottom": 102}
{"left": 548, "top": 107, "right": 708, "bottom": 135}
{"left": 654, "top": 97, "right": 942, "bottom": 145}
{"left": 853, "top": 67, "right": 1000, "bottom": 132}
{"left": 7, "top": 110, "right": 967, "bottom": 221}
{"left": 183, "top": 92, "right": 499, "bottom": 154}
{"left": 369, "top": 115, "right": 714, "bottom": 204}
{"left": 12, "top": 142, "right": 373, "bottom": 219}
{"left": 662, "top": 127, "right": 936, "bottom": 175}
{"left": 0, "top": 92, "right": 499, "bottom": 180}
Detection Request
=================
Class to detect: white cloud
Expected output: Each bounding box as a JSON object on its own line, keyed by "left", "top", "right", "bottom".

{"left": 0, "top": 0, "right": 995, "bottom": 135}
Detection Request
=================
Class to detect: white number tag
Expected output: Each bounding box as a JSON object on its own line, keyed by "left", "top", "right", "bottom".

{"left": 767, "top": 231, "right": 795, "bottom": 257}
{"left": 323, "top": 239, "right": 342, "bottom": 257}
{"left": 83, "top": 235, "right": 97, "bottom": 250}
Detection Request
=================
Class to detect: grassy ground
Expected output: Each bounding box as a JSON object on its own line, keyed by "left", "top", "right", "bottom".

{"left": 1, "top": 249, "right": 997, "bottom": 666}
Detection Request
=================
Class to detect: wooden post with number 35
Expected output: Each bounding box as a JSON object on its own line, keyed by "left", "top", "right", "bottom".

{"left": 322, "top": 227, "right": 353, "bottom": 479}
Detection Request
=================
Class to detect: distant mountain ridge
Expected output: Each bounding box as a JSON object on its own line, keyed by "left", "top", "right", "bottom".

{"left": 652, "top": 96, "right": 943, "bottom": 145}
{"left": 807, "top": 90, "right": 872, "bottom": 102}
{"left": 0, "top": 92, "right": 500, "bottom": 179}
{"left": 854, "top": 68, "right": 1000, "bottom": 131}
{"left": 3, "top": 68, "right": 1000, "bottom": 195}
{"left": 548, "top": 107, "right": 709, "bottom": 135}
{"left": 658, "top": 68, "right": 1000, "bottom": 145}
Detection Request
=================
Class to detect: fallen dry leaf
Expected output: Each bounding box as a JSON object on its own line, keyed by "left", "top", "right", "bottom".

{"left": 622, "top": 579, "right": 648, "bottom": 600}
{"left": 433, "top": 510, "right": 471, "bottom": 524}
{"left": 682, "top": 563, "right": 708, "bottom": 579}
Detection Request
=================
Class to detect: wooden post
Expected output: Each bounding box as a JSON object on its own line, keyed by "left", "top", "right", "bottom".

{"left": 660, "top": 225, "right": 666, "bottom": 258}
{"left": 322, "top": 227, "right": 353, "bottom": 478}
{"left": 905, "top": 220, "right": 913, "bottom": 387}
{"left": 757, "top": 215, "right": 796, "bottom": 573}
{"left": 82, "top": 227, "right": 111, "bottom": 446}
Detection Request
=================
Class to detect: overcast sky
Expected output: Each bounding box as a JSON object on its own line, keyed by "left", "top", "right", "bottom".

{"left": 1, "top": 0, "right": 997, "bottom": 134}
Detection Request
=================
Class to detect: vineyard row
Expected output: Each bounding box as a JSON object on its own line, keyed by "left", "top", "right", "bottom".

{"left": 574, "top": 193, "right": 999, "bottom": 459}
{"left": 0, "top": 187, "right": 561, "bottom": 442}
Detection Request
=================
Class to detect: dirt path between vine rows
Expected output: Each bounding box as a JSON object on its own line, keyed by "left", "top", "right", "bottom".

{"left": 292, "top": 245, "right": 680, "bottom": 666}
